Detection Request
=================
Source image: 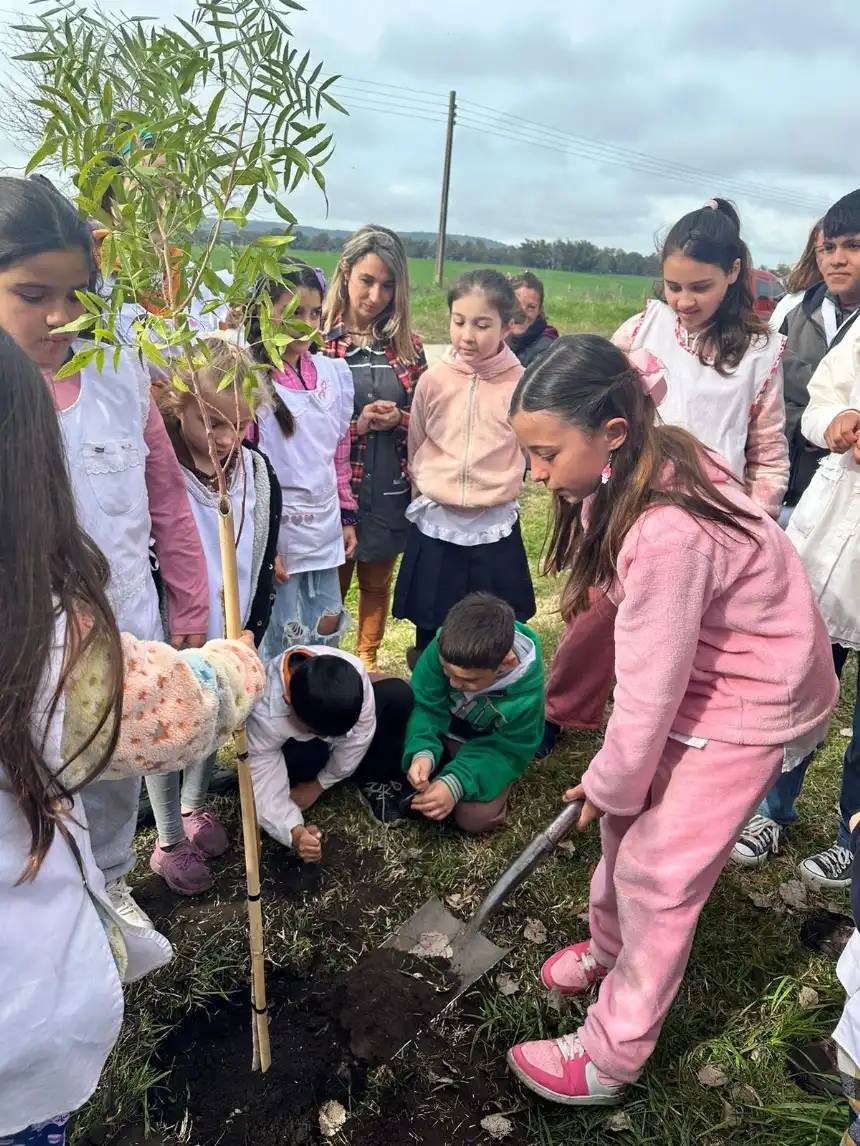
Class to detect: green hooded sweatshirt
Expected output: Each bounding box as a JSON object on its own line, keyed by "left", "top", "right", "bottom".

{"left": 402, "top": 622, "right": 545, "bottom": 804}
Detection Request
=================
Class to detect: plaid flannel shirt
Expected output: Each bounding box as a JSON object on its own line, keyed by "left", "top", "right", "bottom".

{"left": 321, "top": 322, "right": 427, "bottom": 501}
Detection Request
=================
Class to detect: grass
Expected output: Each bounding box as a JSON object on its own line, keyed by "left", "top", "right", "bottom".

{"left": 78, "top": 482, "right": 853, "bottom": 1146}
{"left": 209, "top": 246, "right": 651, "bottom": 341}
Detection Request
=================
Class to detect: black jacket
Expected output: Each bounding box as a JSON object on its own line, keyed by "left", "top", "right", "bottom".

{"left": 782, "top": 282, "right": 860, "bottom": 504}
{"left": 508, "top": 316, "right": 556, "bottom": 369}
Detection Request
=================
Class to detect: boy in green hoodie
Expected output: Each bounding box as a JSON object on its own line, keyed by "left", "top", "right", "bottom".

{"left": 404, "top": 593, "right": 545, "bottom": 832}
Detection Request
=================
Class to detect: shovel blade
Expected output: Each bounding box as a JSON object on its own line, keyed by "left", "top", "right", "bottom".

{"left": 383, "top": 897, "right": 510, "bottom": 1000}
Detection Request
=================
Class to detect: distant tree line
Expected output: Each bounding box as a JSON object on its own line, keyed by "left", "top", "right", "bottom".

{"left": 293, "top": 229, "right": 662, "bottom": 277}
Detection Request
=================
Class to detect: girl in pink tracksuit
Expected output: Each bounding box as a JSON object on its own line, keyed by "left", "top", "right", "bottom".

{"left": 539, "top": 198, "right": 788, "bottom": 754}
{"left": 506, "top": 334, "right": 836, "bottom": 1106}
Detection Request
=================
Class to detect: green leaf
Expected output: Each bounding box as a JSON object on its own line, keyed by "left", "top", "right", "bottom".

{"left": 24, "top": 139, "right": 59, "bottom": 174}
{"left": 253, "top": 234, "right": 292, "bottom": 247}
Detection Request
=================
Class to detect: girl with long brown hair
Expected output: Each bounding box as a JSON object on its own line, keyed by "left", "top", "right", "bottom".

{"left": 321, "top": 225, "right": 427, "bottom": 672}
{"left": 504, "top": 334, "right": 835, "bottom": 1105}
{"left": 0, "top": 331, "right": 263, "bottom": 1143}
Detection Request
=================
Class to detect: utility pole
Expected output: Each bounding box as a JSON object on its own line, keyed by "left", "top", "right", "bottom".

{"left": 434, "top": 90, "right": 456, "bottom": 287}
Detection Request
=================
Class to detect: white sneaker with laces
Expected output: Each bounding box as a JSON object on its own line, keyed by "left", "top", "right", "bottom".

{"left": 799, "top": 845, "right": 853, "bottom": 890}
{"left": 731, "top": 815, "right": 784, "bottom": 867}
{"left": 106, "top": 876, "right": 153, "bottom": 928}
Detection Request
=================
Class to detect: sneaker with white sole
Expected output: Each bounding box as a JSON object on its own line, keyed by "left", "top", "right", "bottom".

{"left": 731, "top": 814, "right": 784, "bottom": 868}
{"left": 799, "top": 845, "right": 853, "bottom": 891}
{"left": 106, "top": 876, "right": 153, "bottom": 928}
{"left": 507, "top": 1032, "right": 627, "bottom": 1106}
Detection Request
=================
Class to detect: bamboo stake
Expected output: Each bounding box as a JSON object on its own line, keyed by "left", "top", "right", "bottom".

{"left": 218, "top": 496, "right": 272, "bottom": 1073}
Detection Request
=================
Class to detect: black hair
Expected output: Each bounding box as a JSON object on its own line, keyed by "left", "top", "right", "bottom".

{"left": 289, "top": 654, "right": 364, "bottom": 737}
{"left": 438, "top": 593, "right": 516, "bottom": 670}
{"left": 661, "top": 197, "right": 766, "bottom": 375}
{"left": 0, "top": 176, "right": 98, "bottom": 286}
{"left": 509, "top": 270, "right": 545, "bottom": 309}
{"left": 246, "top": 262, "right": 326, "bottom": 439}
{"left": 447, "top": 268, "right": 518, "bottom": 325}
{"left": 822, "top": 190, "right": 860, "bottom": 241}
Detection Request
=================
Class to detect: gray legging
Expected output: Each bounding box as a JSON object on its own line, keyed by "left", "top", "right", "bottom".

{"left": 145, "top": 754, "right": 217, "bottom": 848}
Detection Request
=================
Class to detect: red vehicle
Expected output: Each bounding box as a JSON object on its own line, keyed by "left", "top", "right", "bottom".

{"left": 750, "top": 269, "right": 785, "bottom": 320}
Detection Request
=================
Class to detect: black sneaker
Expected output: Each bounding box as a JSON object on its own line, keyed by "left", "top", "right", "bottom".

{"left": 731, "top": 814, "right": 783, "bottom": 867}
{"left": 799, "top": 845, "right": 853, "bottom": 890}
{"left": 535, "top": 720, "right": 560, "bottom": 760}
{"left": 359, "top": 781, "right": 408, "bottom": 823}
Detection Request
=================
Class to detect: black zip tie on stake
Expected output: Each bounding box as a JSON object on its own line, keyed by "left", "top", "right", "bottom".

{"left": 247, "top": 892, "right": 261, "bottom": 902}
{"left": 252, "top": 1001, "right": 269, "bottom": 1014}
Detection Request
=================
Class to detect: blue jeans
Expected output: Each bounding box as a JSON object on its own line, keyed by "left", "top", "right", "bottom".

{"left": 3, "top": 1115, "right": 69, "bottom": 1145}
{"left": 145, "top": 753, "right": 217, "bottom": 847}
{"left": 260, "top": 567, "right": 348, "bottom": 661}
{"left": 759, "top": 645, "right": 857, "bottom": 847}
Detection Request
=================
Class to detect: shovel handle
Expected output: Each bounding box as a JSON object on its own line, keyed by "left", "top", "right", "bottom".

{"left": 469, "top": 800, "right": 583, "bottom": 934}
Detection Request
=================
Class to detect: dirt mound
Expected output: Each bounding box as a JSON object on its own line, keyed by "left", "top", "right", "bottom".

{"left": 151, "top": 950, "right": 456, "bottom": 1144}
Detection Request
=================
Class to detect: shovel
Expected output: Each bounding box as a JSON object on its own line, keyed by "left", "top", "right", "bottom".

{"left": 383, "top": 799, "right": 583, "bottom": 1002}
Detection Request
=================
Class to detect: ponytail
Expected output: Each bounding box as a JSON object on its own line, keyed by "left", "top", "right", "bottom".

{"left": 661, "top": 197, "right": 768, "bottom": 375}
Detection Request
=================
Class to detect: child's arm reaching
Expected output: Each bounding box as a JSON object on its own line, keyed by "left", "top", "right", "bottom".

{"left": 61, "top": 630, "right": 264, "bottom": 785}
{"left": 402, "top": 641, "right": 452, "bottom": 778}
{"left": 745, "top": 359, "right": 789, "bottom": 518}
{"left": 246, "top": 714, "right": 322, "bottom": 861}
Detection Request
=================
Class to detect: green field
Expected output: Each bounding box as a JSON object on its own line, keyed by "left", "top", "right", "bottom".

{"left": 210, "top": 246, "right": 653, "bottom": 341}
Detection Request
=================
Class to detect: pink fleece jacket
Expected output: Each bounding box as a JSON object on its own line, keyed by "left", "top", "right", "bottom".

{"left": 581, "top": 467, "right": 838, "bottom": 819}
{"left": 408, "top": 343, "right": 524, "bottom": 508}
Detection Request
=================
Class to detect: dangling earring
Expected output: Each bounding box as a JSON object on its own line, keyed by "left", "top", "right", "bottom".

{"left": 601, "top": 454, "right": 613, "bottom": 485}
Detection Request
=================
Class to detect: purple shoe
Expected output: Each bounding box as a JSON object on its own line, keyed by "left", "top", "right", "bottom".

{"left": 183, "top": 808, "right": 230, "bottom": 858}
{"left": 150, "top": 840, "right": 213, "bottom": 896}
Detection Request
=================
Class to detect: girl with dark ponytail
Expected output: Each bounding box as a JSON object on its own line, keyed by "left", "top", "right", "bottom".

{"left": 538, "top": 199, "right": 789, "bottom": 759}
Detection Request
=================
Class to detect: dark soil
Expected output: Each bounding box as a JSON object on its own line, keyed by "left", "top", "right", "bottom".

{"left": 150, "top": 949, "right": 456, "bottom": 1144}
{"left": 106, "top": 834, "right": 523, "bottom": 1146}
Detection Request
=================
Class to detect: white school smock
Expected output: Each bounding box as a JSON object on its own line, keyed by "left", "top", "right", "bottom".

{"left": 183, "top": 445, "right": 257, "bottom": 641}
{"left": 57, "top": 344, "right": 163, "bottom": 641}
{"left": 246, "top": 646, "right": 376, "bottom": 846}
{"left": 257, "top": 356, "right": 354, "bottom": 576}
{"left": 629, "top": 300, "right": 784, "bottom": 481}
{"left": 786, "top": 332, "right": 860, "bottom": 649}
{"left": 0, "top": 613, "right": 171, "bottom": 1136}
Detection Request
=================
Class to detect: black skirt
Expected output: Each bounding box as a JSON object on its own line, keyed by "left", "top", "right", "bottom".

{"left": 393, "top": 519, "right": 536, "bottom": 631}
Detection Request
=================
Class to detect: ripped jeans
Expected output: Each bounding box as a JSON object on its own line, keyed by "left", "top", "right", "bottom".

{"left": 261, "top": 567, "right": 349, "bottom": 660}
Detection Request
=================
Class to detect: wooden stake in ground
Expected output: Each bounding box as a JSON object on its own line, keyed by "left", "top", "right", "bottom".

{"left": 218, "top": 498, "right": 271, "bottom": 1072}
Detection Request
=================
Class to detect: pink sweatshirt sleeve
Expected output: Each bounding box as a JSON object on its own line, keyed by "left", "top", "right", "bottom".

{"left": 143, "top": 397, "right": 209, "bottom": 636}
{"left": 581, "top": 519, "right": 719, "bottom": 817}
{"left": 745, "top": 358, "right": 789, "bottom": 519}
{"left": 406, "top": 374, "right": 429, "bottom": 464}
{"left": 335, "top": 425, "right": 357, "bottom": 513}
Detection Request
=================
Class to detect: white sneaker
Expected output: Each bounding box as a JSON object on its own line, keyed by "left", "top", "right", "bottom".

{"left": 106, "top": 877, "right": 153, "bottom": 928}
{"left": 799, "top": 845, "right": 853, "bottom": 891}
{"left": 731, "top": 815, "right": 784, "bottom": 867}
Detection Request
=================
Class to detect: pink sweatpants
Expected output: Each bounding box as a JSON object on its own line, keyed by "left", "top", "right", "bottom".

{"left": 544, "top": 591, "right": 617, "bottom": 731}
{"left": 578, "top": 736, "right": 783, "bottom": 1082}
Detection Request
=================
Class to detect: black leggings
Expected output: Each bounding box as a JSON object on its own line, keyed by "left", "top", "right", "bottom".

{"left": 282, "top": 677, "right": 414, "bottom": 787}
{"left": 416, "top": 626, "right": 437, "bottom": 652}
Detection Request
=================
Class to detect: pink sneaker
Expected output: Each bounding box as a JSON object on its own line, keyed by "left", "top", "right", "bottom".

{"left": 541, "top": 939, "right": 608, "bottom": 995}
{"left": 507, "top": 1033, "right": 626, "bottom": 1106}
{"left": 150, "top": 840, "right": 213, "bottom": 896}
{"left": 182, "top": 808, "right": 229, "bottom": 858}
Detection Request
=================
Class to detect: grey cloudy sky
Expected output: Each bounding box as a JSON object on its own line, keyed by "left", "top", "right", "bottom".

{"left": 2, "top": 0, "right": 857, "bottom": 265}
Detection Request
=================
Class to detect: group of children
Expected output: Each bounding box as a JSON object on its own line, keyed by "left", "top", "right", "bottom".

{"left": 4, "top": 161, "right": 860, "bottom": 1142}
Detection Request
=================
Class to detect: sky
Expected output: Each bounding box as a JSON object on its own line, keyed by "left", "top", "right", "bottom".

{"left": 1, "top": 0, "right": 857, "bottom": 266}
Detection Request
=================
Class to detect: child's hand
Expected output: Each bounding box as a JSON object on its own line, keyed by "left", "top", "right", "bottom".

{"left": 411, "top": 779, "right": 456, "bottom": 821}
{"left": 563, "top": 783, "right": 603, "bottom": 831}
{"left": 274, "top": 556, "right": 290, "bottom": 584}
{"left": 343, "top": 525, "right": 358, "bottom": 560}
{"left": 291, "top": 779, "right": 324, "bottom": 811}
{"left": 825, "top": 410, "right": 860, "bottom": 453}
{"left": 407, "top": 754, "right": 434, "bottom": 792}
{"left": 291, "top": 824, "right": 322, "bottom": 862}
{"left": 170, "top": 633, "right": 207, "bottom": 650}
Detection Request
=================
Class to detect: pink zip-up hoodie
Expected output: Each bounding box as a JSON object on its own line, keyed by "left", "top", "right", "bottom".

{"left": 581, "top": 465, "right": 838, "bottom": 819}
{"left": 408, "top": 343, "right": 524, "bottom": 508}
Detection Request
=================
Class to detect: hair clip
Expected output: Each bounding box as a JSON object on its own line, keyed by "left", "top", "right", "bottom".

{"left": 705, "top": 199, "right": 719, "bottom": 210}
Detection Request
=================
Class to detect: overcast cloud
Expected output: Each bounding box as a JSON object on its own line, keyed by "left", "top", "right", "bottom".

{"left": 2, "top": 0, "right": 857, "bottom": 265}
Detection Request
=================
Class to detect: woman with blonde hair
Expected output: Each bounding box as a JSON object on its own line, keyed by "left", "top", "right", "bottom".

{"left": 770, "top": 219, "right": 823, "bottom": 331}
{"left": 321, "top": 225, "right": 427, "bottom": 671}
